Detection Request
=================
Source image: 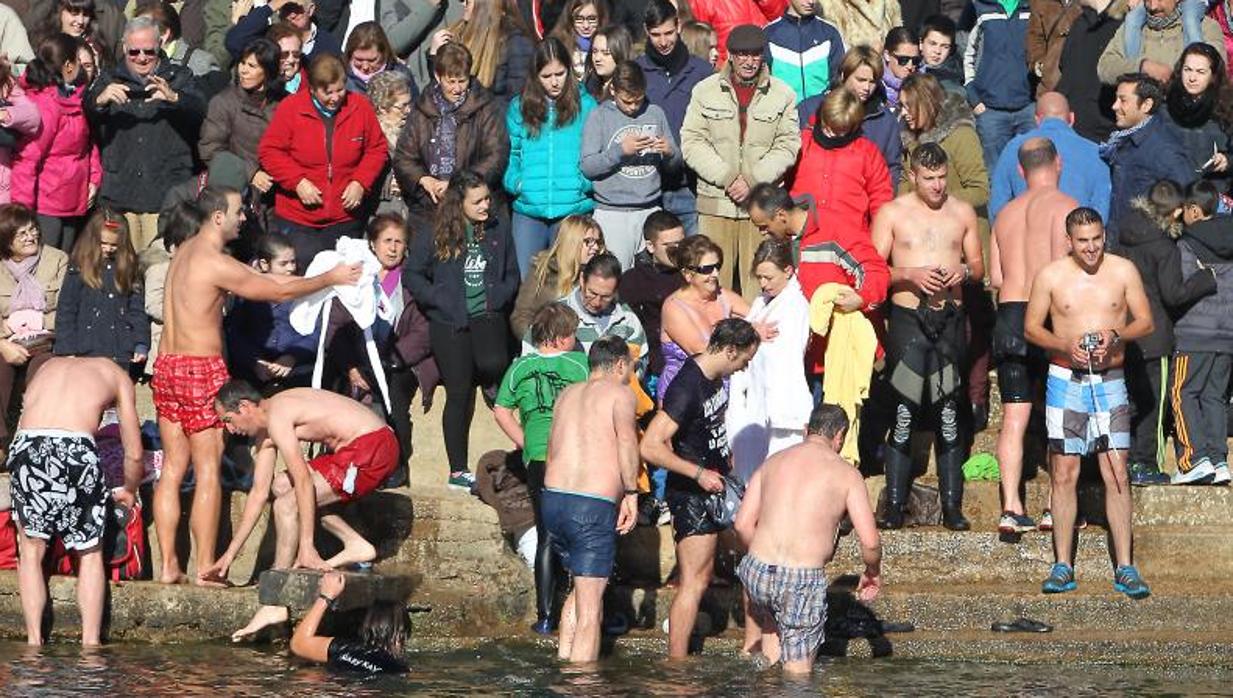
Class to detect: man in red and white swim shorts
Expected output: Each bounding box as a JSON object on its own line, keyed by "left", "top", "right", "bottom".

{"left": 151, "top": 354, "right": 231, "bottom": 434}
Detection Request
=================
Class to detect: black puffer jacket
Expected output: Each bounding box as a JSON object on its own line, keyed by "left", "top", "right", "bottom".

{"left": 1115, "top": 197, "right": 1216, "bottom": 359}
{"left": 86, "top": 57, "right": 206, "bottom": 213}
{"left": 53, "top": 263, "right": 151, "bottom": 366}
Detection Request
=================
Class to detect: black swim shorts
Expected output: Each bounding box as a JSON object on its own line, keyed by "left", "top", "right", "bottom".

{"left": 8, "top": 430, "right": 107, "bottom": 551}
{"left": 665, "top": 480, "right": 729, "bottom": 541}
{"left": 993, "top": 302, "right": 1046, "bottom": 404}
{"left": 542, "top": 488, "right": 617, "bottom": 577}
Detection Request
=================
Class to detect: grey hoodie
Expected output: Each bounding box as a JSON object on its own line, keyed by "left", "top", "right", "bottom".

{"left": 579, "top": 100, "right": 682, "bottom": 209}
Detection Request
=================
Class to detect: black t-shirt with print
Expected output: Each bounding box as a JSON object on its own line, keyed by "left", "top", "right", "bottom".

{"left": 327, "top": 638, "right": 409, "bottom": 674}
{"left": 661, "top": 358, "right": 730, "bottom": 492}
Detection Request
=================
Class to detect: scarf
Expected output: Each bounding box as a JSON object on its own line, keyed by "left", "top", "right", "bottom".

{"left": 1167, "top": 85, "right": 1218, "bottom": 129}
{"left": 3, "top": 251, "right": 44, "bottom": 314}
{"left": 883, "top": 71, "right": 904, "bottom": 107}
{"left": 286, "top": 71, "right": 302, "bottom": 94}
{"left": 428, "top": 83, "right": 466, "bottom": 178}
{"left": 1100, "top": 115, "right": 1154, "bottom": 161}
{"left": 1145, "top": 7, "right": 1182, "bottom": 30}
{"left": 351, "top": 62, "right": 386, "bottom": 85}
{"left": 577, "top": 35, "right": 592, "bottom": 53}
{"left": 812, "top": 121, "right": 864, "bottom": 149}
{"left": 310, "top": 94, "right": 338, "bottom": 119}
{"left": 647, "top": 39, "right": 690, "bottom": 75}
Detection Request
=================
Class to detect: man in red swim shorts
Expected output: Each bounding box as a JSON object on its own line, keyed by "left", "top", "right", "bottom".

{"left": 154, "top": 186, "right": 360, "bottom": 585}
{"left": 203, "top": 381, "right": 400, "bottom": 640}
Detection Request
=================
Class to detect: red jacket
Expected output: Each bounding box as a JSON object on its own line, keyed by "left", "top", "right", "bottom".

{"left": 692, "top": 0, "right": 788, "bottom": 63}
{"left": 258, "top": 88, "right": 388, "bottom": 228}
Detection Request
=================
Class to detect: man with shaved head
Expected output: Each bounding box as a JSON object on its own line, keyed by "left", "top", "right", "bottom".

{"left": 989, "top": 92, "right": 1111, "bottom": 220}
{"left": 990, "top": 137, "right": 1078, "bottom": 533}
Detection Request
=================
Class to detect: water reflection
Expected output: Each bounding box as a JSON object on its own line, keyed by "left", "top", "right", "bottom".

{"left": 1, "top": 640, "right": 1229, "bottom": 696}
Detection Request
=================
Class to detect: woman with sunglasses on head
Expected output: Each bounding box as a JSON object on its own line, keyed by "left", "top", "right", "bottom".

{"left": 509, "top": 214, "right": 605, "bottom": 337}
{"left": 198, "top": 38, "right": 285, "bottom": 209}
{"left": 880, "top": 26, "right": 919, "bottom": 109}
{"left": 505, "top": 37, "right": 598, "bottom": 277}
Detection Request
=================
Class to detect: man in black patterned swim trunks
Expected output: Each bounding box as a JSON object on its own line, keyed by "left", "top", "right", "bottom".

{"left": 8, "top": 357, "right": 144, "bottom": 646}
{"left": 734, "top": 404, "right": 882, "bottom": 674}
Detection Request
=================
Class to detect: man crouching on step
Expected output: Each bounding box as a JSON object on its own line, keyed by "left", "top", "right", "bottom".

{"left": 202, "top": 381, "right": 399, "bottom": 640}
{"left": 734, "top": 404, "right": 882, "bottom": 674}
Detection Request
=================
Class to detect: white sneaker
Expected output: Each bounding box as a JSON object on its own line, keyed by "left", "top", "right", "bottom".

{"left": 1172, "top": 459, "right": 1216, "bottom": 485}
{"left": 1213, "top": 463, "right": 1231, "bottom": 485}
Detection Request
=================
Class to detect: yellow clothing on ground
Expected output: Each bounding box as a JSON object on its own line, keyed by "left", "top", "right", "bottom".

{"left": 809, "top": 283, "right": 878, "bottom": 464}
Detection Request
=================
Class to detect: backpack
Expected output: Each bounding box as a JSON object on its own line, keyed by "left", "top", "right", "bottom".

{"left": 0, "top": 510, "right": 16, "bottom": 570}
{"left": 52, "top": 500, "right": 146, "bottom": 581}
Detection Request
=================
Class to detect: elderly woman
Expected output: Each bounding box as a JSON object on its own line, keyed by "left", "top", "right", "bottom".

{"left": 368, "top": 71, "right": 414, "bottom": 218}
{"left": 393, "top": 42, "right": 508, "bottom": 224}
{"left": 268, "top": 22, "right": 305, "bottom": 95}
{"left": 0, "top": 205, "right": 68, "bottom": 449}
{"left": 258, "top": 53, "right": 387, "bottom": 269}
{"left": 509, "top": 214, "right": 605, "bottom": 337}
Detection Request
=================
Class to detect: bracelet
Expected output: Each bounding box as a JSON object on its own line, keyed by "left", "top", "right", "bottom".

{"left": 693, "top": 465, "right": 703, "bottom": 481}
{"left": 318, "top": 593, "right": 337, "bottom": 609}
{"left": 624, "top": 489, "right": 639, "bottom": 496}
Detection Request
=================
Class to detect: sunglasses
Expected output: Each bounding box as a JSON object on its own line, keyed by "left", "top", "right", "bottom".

{"left": 688, "top": 262, "right": 722, "bottom": 275}
{"left": 280, "top": 49, "right": 303, "bottom": 60}
{"left": 127, "top": 47, "right": 157, "bottom": 57}
{"left": 891, "top": 54, "right": 923, "bottom": 67}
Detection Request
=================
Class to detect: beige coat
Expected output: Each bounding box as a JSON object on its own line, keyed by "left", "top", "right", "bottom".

{"left": 819, "top": 0, "right": 903, "bottom": 51}
{"left": 681, "top": 64, "right": 801, "bottom": 220}
{"left": 1097, "top": 13, "right": 1224, "bottom": 84}
{"left": 0, "top": 246, "right": 67, "bottom": 338}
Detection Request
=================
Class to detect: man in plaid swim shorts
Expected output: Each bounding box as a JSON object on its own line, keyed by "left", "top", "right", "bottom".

{"left": 152, "top": 186, "right": 360, "bottom": 585}
{"left": 734, "top": 405, "right": 882, "bottom": 674}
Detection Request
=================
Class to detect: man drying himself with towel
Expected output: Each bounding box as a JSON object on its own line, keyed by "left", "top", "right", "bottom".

{"left": 153, "top": 185, "right": 361, "bottom": 586}
{"left": 734, "top": 403, "right": 882, "bottom": 674}
{"left": 9, "top": 357, "right": 145, "bottom": 646}
{"left": 201, "top": 381, "right": 399, "bottom": 640}
{"left": 1024, "top": 207, "right": 1154, "bottom": 599}
{"left": 870, "top": 142, "right": 984, "bottom": 532}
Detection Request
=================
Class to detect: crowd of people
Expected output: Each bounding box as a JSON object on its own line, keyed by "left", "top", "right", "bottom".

{"left": 0, "top": 0, "right": 1229, "bottom": 675}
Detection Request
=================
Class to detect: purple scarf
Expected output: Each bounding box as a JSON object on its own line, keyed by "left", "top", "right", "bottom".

{"left": 3, "top": 251, "right": 44, "bottom": 313}
{"left": 883, "top": 72, "right": 904, "bottom": 108}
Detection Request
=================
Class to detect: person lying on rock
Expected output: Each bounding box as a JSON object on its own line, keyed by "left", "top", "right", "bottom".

{"left": 290, "top": 571, "right": 410, "bottom": 673}
{"left": 200, "top": 381, "right": 399, "bottom": 639}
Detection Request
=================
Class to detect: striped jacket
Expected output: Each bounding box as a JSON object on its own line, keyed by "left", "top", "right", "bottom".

{"left": 764, "top": 12, "right": 846, "bottom": 106}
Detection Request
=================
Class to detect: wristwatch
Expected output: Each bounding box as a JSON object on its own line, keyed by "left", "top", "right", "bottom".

{"left": 1109, "top": 329, "right": 1121, "bottom": 347}
{"left": 318, "top": 593, "right": 338, "bottom": 609}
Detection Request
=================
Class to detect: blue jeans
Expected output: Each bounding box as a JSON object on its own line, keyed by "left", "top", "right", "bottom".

{"left": 975, "top": 103, "right": 1037, "bottom": 171}
{"left": 1124, "top": 0, "right": 1207, "bottom": 59}
{"left": 662, "top": 187, "right": 699, "bottom": 236}
{"left": 511, "top": 212, "right": 564, "bottom": 279}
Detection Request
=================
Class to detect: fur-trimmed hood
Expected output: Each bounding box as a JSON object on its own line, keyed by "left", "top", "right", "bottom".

{"left": 1105, "top": 0, "right": 1129, "bottom": 22}
{"left": 900, "top": 90, "right": 975, "bottom": 151}
{"left": 1122, "top": 196, "right": 1183, "bottom": 245}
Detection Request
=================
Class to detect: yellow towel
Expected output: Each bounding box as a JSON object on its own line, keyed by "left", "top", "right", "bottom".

{"left": 809, "top": 283, "right": 878, "bottom": 464}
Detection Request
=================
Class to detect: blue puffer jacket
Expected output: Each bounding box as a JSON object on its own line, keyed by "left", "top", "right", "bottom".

{"left": 963, "top": 0, "right": 1033, "bottom": 110}
{"left": 503, "top": 92, "right": 597, "bottom": 220}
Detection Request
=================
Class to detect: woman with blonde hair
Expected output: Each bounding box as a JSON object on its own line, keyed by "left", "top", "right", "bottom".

{"left": 509, "top": 214, "right": 604, "bottom": 337}
{"left": 679, "top": 20, "right": 718, "bottom": 69}
{"left": 446, "top": 0, "right": 536, "bottom": 101}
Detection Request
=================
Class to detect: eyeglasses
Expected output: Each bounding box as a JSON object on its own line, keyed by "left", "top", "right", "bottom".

{"left": 731, "top": 51, "right": 762, "bottom": 61}
{"left": 573, "top": 13, "right": 599, "bottom": 25}
{"left": 280, "top": 49, "right": 302, "bottom": 60}
{"left": 126, "top": 47, "right": 157, "bottom": 57}
{"left": 14, "top": 226, "right": 39, "bottom": 241}
{"left": 891, "top": 54, "right": 923, "bottom": 67}
{"left": 688, "top": 262, "right": 722, "bottom": 275}
{"left": 581, "top": 236, "right": 602, "bottom": 248}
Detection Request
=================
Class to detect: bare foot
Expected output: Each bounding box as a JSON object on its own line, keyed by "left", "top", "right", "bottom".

{"left": 231, "top": 605, "right": 289, "bottom": 643}
{"left": 159, "top": 569, "right": 189, "bottom": 585}
{"left": 326, "top": 539, "right": 376, "bottom": 569}
{"left": 194, "top": 575, "right": 232, "bottom": 589}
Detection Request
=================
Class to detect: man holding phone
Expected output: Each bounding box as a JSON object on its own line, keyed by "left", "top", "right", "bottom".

{"left": 87, "top": 16, "right": 206, "bottom": 251}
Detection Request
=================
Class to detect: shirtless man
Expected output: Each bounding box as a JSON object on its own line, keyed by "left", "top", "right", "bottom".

{"left": 990, "top": 137, "right": 1078, "bottom": 533}
{"left": 153, "top": 185, "right": 360, "bottom": 585}
{"left": 9, "top": 357, "right": 143, "bottom": 645}
{"left": 205, "top": 382, "right": 400, "bottom": 639}
{"left": 1024, "top": 208, "right": 1154, "bottom": 599}
{"left": 542, "top": 336, "right": 641, "bottom": 662}
{"left": 734, "top": 404, "right": 882, "bottom": 674}
{"left": 870, "top": 143, "right": 984, "bottom": 531}
{"left": 641, "top": 318, "right": 761, "bottom": 659}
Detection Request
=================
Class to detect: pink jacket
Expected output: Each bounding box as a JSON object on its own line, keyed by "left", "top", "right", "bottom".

{"left": 0, "top": 84, "right": 41, "bottom": 206}
{"left": 12, "top": 81, "right": 99, "bottom": 216}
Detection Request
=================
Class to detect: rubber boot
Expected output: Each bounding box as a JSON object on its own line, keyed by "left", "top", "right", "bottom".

{"left": 878, "top": 449, "right": 912, "bottom": 529}
{"left": 531, "top": 523, "right": 559, "bottom": 634}
{"left": 938, "top": 450, "right": 971, "bottom": 531}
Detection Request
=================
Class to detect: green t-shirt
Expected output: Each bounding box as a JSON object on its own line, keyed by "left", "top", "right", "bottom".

{"left": 463, "top": 224, "right": 487, "bottom": 316}
{"left": 495, "top": 350, "right": 590, "bottom": 461}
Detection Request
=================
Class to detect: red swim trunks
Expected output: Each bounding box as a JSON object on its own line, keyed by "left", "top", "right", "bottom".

{"left": 309, "top": 427, "right": 399, "bottom": 502}
{"left": 151, "top": 354, "right": 231, "bottom": 435}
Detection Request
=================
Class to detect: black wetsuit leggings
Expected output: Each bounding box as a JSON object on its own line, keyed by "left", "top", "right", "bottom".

{"left": 526, "top": 460, "right": 560, "bottom": 622}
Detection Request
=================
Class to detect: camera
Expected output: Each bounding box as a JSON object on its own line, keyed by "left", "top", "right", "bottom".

{"left": 1079, "top": 332, "right": 1102, "bottom": 353}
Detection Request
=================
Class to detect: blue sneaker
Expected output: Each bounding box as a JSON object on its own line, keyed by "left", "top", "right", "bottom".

{"left": 1042, "top": 563, "right": 1077, "bottom": 594}
{"left": 1114, "top": 565, "right": 1151, "bottom": 600}
{"left": 1128, "top": 462, "right": 1171, "bottom": 486}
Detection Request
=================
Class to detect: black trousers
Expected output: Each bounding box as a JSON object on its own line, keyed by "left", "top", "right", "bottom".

{"left": 270, "top": 215, "right": 363, "bottom": 272}
{"left": 36, "top": 214, "right": 86, "bottom": 254}
{"left": 1126, "top": 349, "right": 1167, "bottom": 468}
{"left": 429, "top": 314, "right": 511, "bottom": 473}
{"left": 526, "top": 459, "right": 561, "bottom": 622}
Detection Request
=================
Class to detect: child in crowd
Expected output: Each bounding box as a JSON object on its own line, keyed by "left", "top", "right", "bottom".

{"left": 1123, "top": 0, "right": 1208, "bottom": 60}
{"left": 579, "top": 61, "right": 681, "bottom": 269}
{"left": 223, "top": 232, "right": 317, "bottom": 394}
{"left": 550, "top": 0, "right": 606, "bottom": 80}
{"left": 1170, "top": 180, "right": 1233, "bottom": 485}
{"left": 52, "top": 208, "right": 149, "bottom": 369}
